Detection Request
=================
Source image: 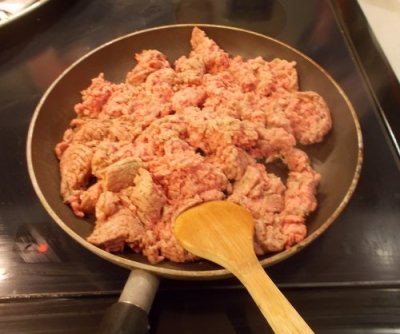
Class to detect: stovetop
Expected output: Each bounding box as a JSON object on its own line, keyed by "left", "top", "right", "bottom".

{"left": 0, "top": 0, "right": 399, "bottom": 333}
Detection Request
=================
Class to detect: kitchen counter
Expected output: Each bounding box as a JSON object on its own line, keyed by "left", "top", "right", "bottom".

{"left": 357, "top": 0, "right": 400, "bottom": 82}
{"left": 0, "top": 0, "right": 399, "bottom": 333}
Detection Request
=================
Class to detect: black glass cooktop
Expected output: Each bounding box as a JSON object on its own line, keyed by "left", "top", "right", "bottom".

{"left": 0, "top": 0, "right": 399, "bottom": 333}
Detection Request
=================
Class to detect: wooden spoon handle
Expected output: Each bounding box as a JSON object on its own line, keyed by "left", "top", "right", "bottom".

{"left": 233, "top": 260, "right": 314, "bottom": 334}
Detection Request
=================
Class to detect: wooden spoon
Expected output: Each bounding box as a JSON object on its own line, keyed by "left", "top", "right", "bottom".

{"left": 174, "top": 200, "right": 314, "bottom": 334}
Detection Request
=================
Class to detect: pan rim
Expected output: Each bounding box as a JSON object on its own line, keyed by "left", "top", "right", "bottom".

{"left": 26, "top": 23, "right": 363, "bottom": 279}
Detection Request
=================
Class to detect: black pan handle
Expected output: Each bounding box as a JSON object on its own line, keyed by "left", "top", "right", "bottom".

{"left": 99, "top": 301, "right": 149, "bottom": 334}
{"left": 98, "top": 269, "right": 160, "bottom": 334}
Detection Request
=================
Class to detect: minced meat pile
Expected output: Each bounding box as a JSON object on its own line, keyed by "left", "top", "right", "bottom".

{"left": 55, "top": 27, "right": 332, "bottom": 264}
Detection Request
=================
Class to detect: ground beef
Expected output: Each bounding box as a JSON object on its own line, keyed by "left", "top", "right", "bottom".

{"left": 56, "top": 27, "right": 332, "bottom": 263}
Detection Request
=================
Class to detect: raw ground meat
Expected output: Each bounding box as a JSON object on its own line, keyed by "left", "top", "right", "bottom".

{"left": 56, "top": 27, "right": 332, "bottom": 263}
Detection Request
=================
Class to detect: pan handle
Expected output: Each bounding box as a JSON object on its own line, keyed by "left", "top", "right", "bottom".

{"left": 98, "top": 269, "right": 160, "bottom": 334}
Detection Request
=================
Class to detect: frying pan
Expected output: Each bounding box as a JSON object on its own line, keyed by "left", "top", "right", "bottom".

{"left": 27, "top": 24, "right": 363, "bottom": 333}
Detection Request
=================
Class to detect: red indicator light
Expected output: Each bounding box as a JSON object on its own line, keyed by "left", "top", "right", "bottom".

{"left": 37, "top": 243, "right": 48, "bottom": 253}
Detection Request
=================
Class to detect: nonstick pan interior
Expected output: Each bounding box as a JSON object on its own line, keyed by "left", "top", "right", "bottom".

{"left": 27, "top": 24, "right": 362, "bottom": 279}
